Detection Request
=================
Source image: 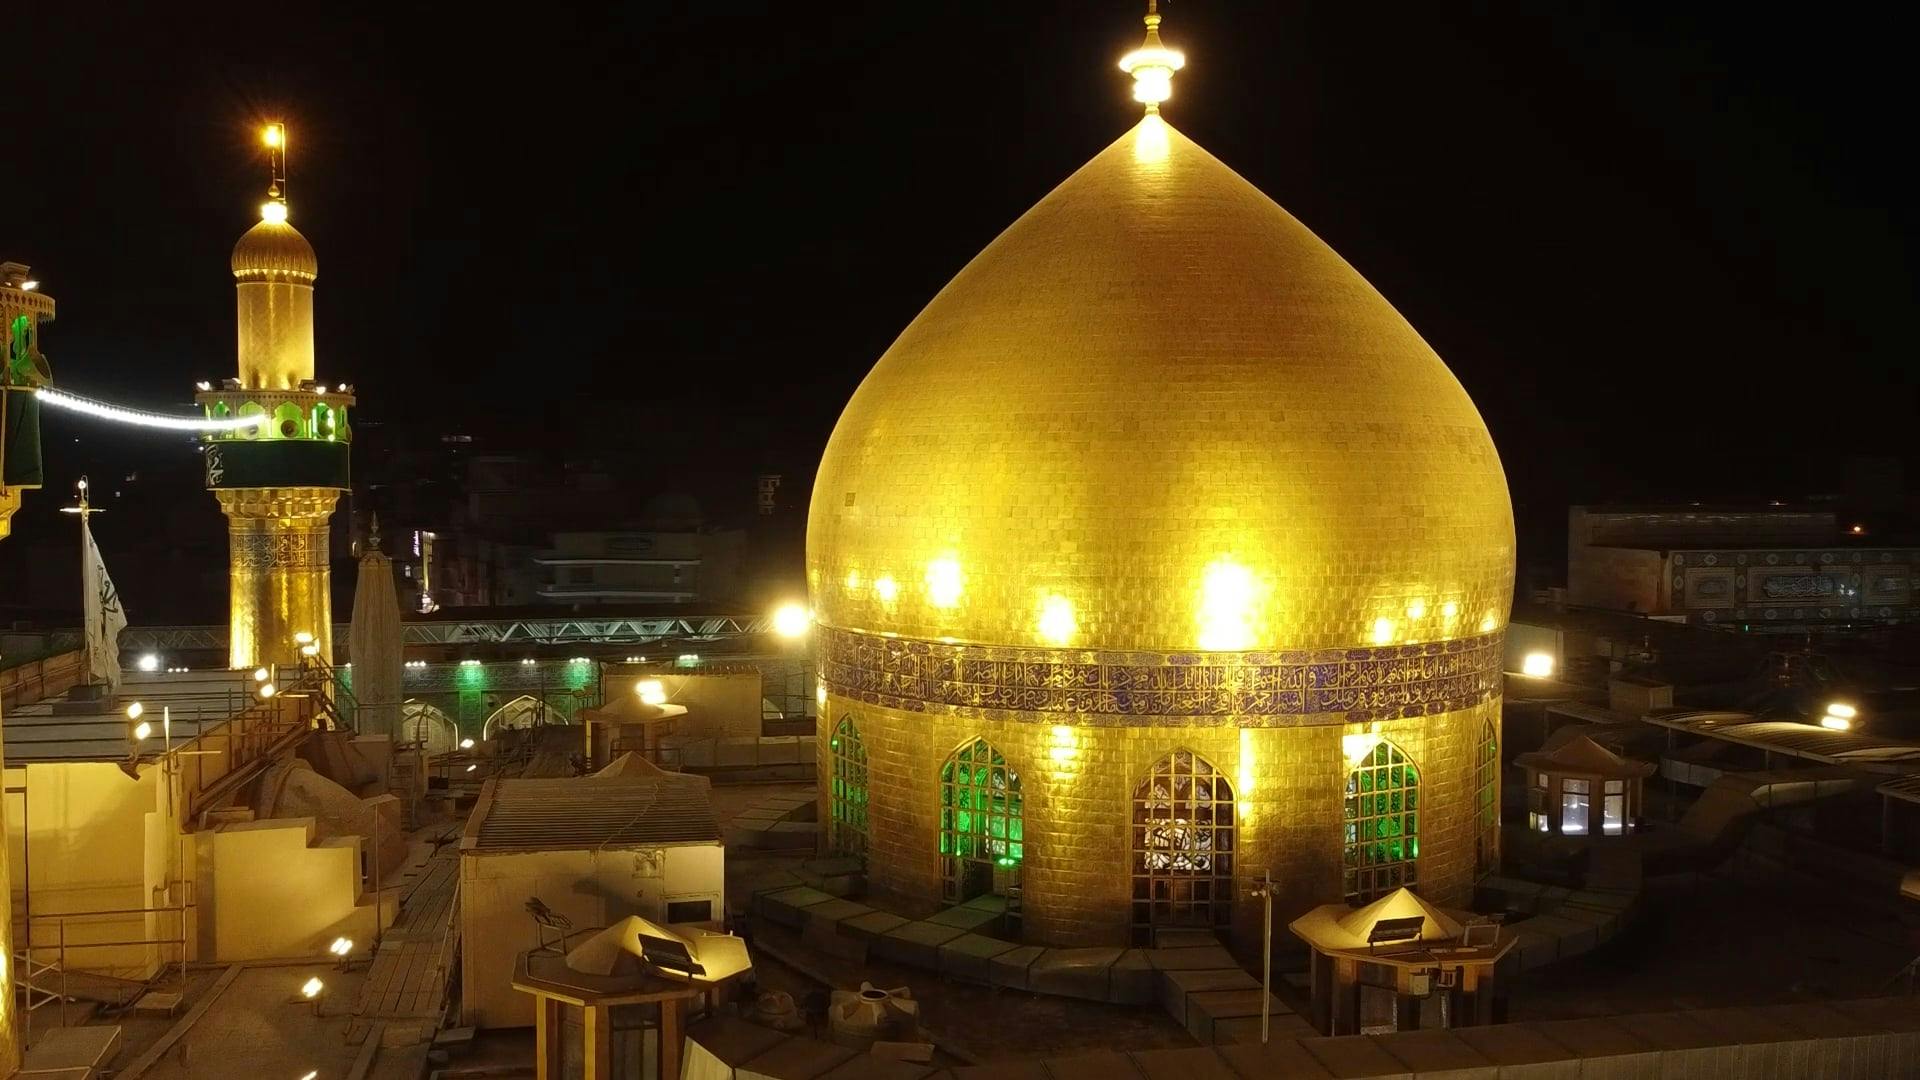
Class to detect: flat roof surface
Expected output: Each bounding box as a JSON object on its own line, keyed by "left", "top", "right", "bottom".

{"left": 464, "top": 773, "right": 720, "bottom": 852}
{"left": 1643, "top": 713, "right": 1920, "bottom": 765}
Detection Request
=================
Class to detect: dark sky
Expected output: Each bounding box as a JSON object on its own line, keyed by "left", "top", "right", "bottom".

{"left": 7, "top": 1, "right": 1916, "bottom": 567}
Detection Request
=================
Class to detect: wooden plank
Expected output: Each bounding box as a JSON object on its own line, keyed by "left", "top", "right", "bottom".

{"left": 115, "top": 964, "right": 244, "bottom": 1080}
{"left": 345, "top": 1021, "right": 385, "bottom": 1080}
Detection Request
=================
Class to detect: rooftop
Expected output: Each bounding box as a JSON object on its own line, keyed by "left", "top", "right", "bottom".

{"left": 463, "top": 773, "right": 720, "bottom": 853}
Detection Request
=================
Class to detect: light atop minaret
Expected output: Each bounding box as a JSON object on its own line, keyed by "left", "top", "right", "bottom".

{"left": 1117, "top": 0, "right": 1185, "bottom": 113}
{"left": 261, "top": 122, "right": 289, "bottom": 222}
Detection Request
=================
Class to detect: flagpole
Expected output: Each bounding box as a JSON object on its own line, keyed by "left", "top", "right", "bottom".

{"left": 60, "top": 476, "right": 102, "bottom": 688}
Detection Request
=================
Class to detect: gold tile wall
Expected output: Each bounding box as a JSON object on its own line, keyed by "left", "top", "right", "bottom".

{"left": 218, "top": 487, "right": 339, "bottom": 670}
{"left": 806, "top": 118, "right": 1513, "bottom": 946}
{"left": 818, "top": 690, "right": 1498, "bottom": 946}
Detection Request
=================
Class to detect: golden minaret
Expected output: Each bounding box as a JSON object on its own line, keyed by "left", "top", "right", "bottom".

{"left": 197, "top": 123, "right": 354, "bottom": 670}
{"left": 0, "top": 266, "right": 55, "bottom": 1075}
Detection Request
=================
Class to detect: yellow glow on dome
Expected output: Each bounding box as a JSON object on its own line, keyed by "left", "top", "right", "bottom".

{"left": 874, "top": 575, "right": 899, "bottom": 606}
{"left": 926, "top": 558, "right": 964, "bottom": 609}
{"left": 1406, "top": 599, "right": 1426, "bottom": 620}
{"left": 1037, "top": 594, "right": 1077, "bottom": 646}
{"left": 1048, "top": 724, "right": 1080, "bottom": 768}
{"left": 260, "top": 200, "right": 288, "bottom": 224}
{"left": 1480, "top": 613, "right": 1499, "bottom": 633}
{"left": 803, "top": 111, "right": 1514, "bottom": 654}
{"left": 1442, "top": 600, "right": 1459, "bottom": 620}
{"left": 1197, "top": 558, "right": 1257, "bottom": 650}
{"left": 1371, "top": 618, "right": 1395, "bottom": 645}
{"left": 1342, "top": 732, "right": 1384, "bottom": 768}
{"left": 1134, "top": 113, "right": 1170, "bottom": 163}
{"left": 844, "top": 570, "right": 861, "bottom": 592}
{"left": 1237, "top": 728, "right": 1257, "bottom": 809}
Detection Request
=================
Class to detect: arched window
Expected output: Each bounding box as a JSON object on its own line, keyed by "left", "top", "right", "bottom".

{"left": 939, "top": 737, "right": 1023, "bottom": 903}
{"left": 399, "top": 700, "right": 458, "bottom": 755}
{"left": 236, "top": 401, "right": 265, "bottom": 440}
{"left": 1131, "top": 749, "right": 1234, "bottom": 945}
{"left": 272, "top": 401, "right": 304, "bottom": 439}
{"left": 482, "top": 694, "right": 561, "bottom": 739}
{"left": 829, "top": 716, "right": 869, "bottom": 859}
{"left": 1345, "top": 740, "right": 1419, "bottom": 903}
{"left": 1475, "top": 718, "right": 1499, "bottom": 877}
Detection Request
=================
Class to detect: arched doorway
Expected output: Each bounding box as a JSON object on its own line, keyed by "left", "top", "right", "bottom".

{"left": 939, "top": 737, "right": 1022, "bottom": 904}
{"left": 1131, "top": 749, "right": 1235, "bottom": 945}
{"left": 482, "top": 694, "right": 564, "bottom": 740}
{"left": 1475, "top": 717, "right": 1498, "bottom": 877}
{"left": 828, "top": 715, "right": 869, "bottom": 859}
{"left": 1344, "top": 739, "right": 1419, "bottom": 903}
{"left": 399, "top": 701, "right": 458, "bottom": 754}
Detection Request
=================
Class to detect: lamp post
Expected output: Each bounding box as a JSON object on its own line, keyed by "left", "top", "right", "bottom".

{"left": 1249, "top": 870, "right": 1274, "bottom": 1043}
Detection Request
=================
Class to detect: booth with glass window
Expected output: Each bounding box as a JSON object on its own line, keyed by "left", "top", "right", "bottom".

{"left": 1516, "top": 735, "right": 1654, "bottom": 838}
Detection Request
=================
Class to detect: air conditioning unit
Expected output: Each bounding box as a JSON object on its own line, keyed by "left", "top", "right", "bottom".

{"left": 1407, "top": 972, "right": 1431, "bottom": 996}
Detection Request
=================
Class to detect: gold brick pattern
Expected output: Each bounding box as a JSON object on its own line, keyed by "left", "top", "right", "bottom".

{"left": 806, "top": 118, "right": 1513, "bottom": 946}
{"left": 218, "top": 487, "right": 339, "bottom": 670}
{"left": 818, "top": 693, "right": 1498, "bottom": 946}
{"left": 807, "top": 119, "right": 1513, "bottom": 655}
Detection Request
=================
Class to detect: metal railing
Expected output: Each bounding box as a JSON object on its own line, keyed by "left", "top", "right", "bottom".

{"left": 17, "top": 895, "right": 194, "bottom": 1038}
{"left": 117, "top": 612, "right": 778, "bottom": 652}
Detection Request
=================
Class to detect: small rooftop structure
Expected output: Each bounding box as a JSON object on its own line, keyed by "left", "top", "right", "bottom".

{"left": 1516, "top": 735, "right": 1656, "bottom": 838}
{"left": 1291, "top": 888, "right": 1512, "bottom": 1036}
{"left": 513, "top": 915, "right": 752, "bottom": 1080}
{"left": 461, "top": 773, "right": 726, "bottom": 1030}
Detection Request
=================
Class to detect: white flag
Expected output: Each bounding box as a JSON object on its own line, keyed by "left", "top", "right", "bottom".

{"left": 81, "top": 518, "right": 128, "bottom": 693}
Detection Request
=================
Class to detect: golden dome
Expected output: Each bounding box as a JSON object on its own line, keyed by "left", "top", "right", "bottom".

{"left": 231, "top": 217, "right": 318, "bottom": 281}
{"left": 808, "top": 117, "right": 1513, "bottom": 653}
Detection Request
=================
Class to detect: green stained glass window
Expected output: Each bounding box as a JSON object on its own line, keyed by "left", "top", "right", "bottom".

{"left": 939, "top": 736, "right": 1022, "bottom": 903}
{"left": 829, "top": 715, "right": 869, "bottom": 859}
{"left": 1344, "top": 740, "right": 1420, "bottom": 904}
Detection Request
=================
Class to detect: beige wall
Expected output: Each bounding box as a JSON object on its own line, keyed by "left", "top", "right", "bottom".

{"left": 459, "top": 842, "right": 724, "bottom": 1029}
{"left": 607, "top": 666, "right": 764, "bottom": 740}
{"left": 5, "top": 760, "right": 188, "bottom": 980}
{"left": 198, "top": 817, "right": 378, "bottom": 962}
{"left": 819, "top": 696, "right": 1497, "bottom": 948}
{"left": 1567, "top": 543, "right": 1664, "bottom": 613}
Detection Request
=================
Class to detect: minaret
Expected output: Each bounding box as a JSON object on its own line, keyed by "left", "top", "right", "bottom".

{"left": 0, "top": 263, "right": 53, "bottom": 1074}
{"left": 196, "top": 123, "right": 354, "bottom": 670}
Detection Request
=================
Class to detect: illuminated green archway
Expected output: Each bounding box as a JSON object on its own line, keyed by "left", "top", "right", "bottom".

{"left": 939, "top": 736, "right": 1023, "bottom": 904}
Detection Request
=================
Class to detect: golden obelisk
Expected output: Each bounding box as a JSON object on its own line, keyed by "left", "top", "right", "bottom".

{"left": 197, "top": 123, "right": 353, "bottom": 670}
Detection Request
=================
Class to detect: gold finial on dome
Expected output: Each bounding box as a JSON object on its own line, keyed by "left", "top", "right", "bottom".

{"left": 1118, "top": 0, "right": 1185, "bottom": 114}
{"left": 261, "top": 122, "right": 289, "bottom": 223}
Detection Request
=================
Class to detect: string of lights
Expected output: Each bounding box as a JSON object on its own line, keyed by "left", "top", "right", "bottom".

{"left": 33, "top": 386, "right": 271, "bottom": 433}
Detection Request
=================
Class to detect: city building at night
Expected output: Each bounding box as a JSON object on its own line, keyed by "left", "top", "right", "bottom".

{"left": 1567, "top": 504, "right": 1920, "bottom": 628}
{"left": 808, "top": 9, "right": 1514, "bottom": 946}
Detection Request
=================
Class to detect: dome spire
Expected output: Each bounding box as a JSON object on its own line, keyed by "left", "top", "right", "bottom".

{"left": 1118, "top": 1, "right": 1186, "bottom": 114}
{"left": 261, "top": 122, "right": 289, "bottom": 223}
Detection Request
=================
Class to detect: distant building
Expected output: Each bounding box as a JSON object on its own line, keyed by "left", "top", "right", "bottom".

{"left": 531, "top": 528, "right": 744, "bottom": 605}
{"left": 1567, "top": 505, "right": 1919, "bottom": 628}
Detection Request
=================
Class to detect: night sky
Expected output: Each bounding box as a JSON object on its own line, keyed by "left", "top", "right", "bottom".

{"left": 7, "top": 2, "right": 1915, "bottom": 584}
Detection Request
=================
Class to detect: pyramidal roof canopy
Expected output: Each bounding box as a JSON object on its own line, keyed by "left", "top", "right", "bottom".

{"left": 1336, "top": 887, "right": 1464, "bottom": 943}
{"left": 1518, "top": 734, "right": 1656, "bottom": 777}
